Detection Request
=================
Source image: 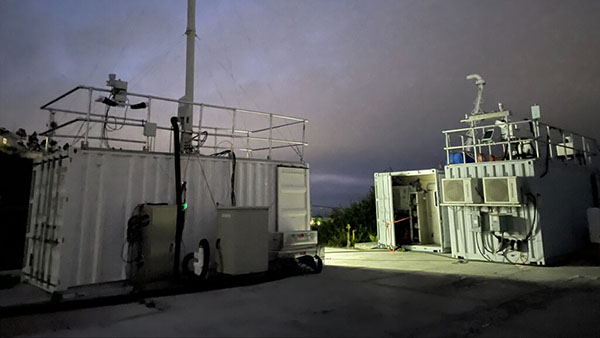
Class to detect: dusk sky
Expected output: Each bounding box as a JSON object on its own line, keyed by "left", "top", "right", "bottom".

{"left": 1, "top": 0, "right": 599, "bottom": 208}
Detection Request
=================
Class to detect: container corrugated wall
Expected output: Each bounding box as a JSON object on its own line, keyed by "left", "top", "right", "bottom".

{"left": 445, "top": 160, "right": 536, "bottom": 179}
{"left": 444, "top": 160, "right": 545, "bottom": 264}
{"left": 23, "top": 149, "right": 309, "bottom": 292}
{"left": 444, "top": 159, "right": 598, "bottom": 265}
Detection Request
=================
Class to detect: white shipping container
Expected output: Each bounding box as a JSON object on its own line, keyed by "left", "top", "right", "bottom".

{"left": 445, "top": 159, "right": 598, "bottom": 265}
{"left": 22, "top": 148, "right": 310, "bottom": 292}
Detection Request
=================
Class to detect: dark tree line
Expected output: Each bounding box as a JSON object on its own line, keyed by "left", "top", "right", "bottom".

{"left": 313, "top": 187, "right": 377, "bottom": 247}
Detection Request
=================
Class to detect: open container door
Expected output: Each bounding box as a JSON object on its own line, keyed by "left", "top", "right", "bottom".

{"left": 374, "top": 173, "right": 395, "bottom": 248}
{"left": 277, "top": 167, "right": 310, "bottom": 232}
{"left": 274, "top": 166, "right": 322, "bottom": 271}
{"left": 374, "top": 169, "right": 449, "bottom": 253}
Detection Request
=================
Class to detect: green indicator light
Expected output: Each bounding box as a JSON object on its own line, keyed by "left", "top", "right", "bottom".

{"left": 182, "top": 203, "right": 188, "bottom": 210}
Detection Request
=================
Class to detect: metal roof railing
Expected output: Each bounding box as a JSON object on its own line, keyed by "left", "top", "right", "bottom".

{"left": 442, "top": 118, "right": 598, "bottom": 166}
{"left": 38, "top": 86, "right": 309, "bottom": 161}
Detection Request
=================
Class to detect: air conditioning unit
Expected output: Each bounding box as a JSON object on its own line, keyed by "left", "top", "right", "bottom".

{"left": 483, "top": 177, "right": 521, "bottom": 204}
{"left": 442, "top": 178, "right": 482, "bottom": 204}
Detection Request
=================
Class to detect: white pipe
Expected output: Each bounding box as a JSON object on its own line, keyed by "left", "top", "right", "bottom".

{"left": 466, "top": 74, "right": 485, "bottom": 116}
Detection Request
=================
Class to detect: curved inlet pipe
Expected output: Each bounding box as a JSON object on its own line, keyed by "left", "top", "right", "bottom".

{"left": 170, "top": 116, "right": 184, "bottom": 278}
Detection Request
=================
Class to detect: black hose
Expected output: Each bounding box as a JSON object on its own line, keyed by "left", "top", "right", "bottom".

{"left": 540, "top": 134, "right": 550, "bottom": 178}
{"left": 171, "top": 116, "right": 185, "bottom": 278}
{"left": 230, "top": 151, "right": 236, "bottom": 206}
{"left": 216, "top": 238, "right": 223, "bottom": 273}
{"left": 210, "top": 150, "right": 236, "bottom": 206}
{"left": 591, "top": 173, "right": 599, "bottom": 208}
{"left": 524, "top": 193, "right": 537, "bottom": 241}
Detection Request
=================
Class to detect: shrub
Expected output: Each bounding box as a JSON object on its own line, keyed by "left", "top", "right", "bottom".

{"left": 312, "top": 187, "right": 377, "bottom": 247}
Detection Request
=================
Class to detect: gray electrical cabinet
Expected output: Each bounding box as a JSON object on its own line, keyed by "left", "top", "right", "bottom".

{"left": 217, "top": 207, "right": 269, "bottom": 275}
{"left": 131, "top": 204, "right": 177, "bottom": 285}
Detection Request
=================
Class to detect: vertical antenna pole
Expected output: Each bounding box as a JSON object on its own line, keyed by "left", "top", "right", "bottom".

{"left": 179, "top": 0, "right": 196, "bottom": 151}
{"left": 185, "top": 0, "right": 195, "bottom": 103}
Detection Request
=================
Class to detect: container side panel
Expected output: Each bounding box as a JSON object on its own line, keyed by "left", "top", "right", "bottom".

{"left": 531, "top": 161, "right": 597, "bottom": 262}
{"left": 25, "top": 150, "right": 304, "bottom": 290}
{"left": 22, "top": 156, "right": 67, "bottom": 292}
{"left": 183, "top": 157, "right": 279, "bottom": 257}
{"left": 76, "top": 153, "right": 102, "bottom": 285}
{"left": 445, "top": 160, "right": 546, "bottom": 264}
{"left": 95, "top": 153, "right": 138, "bottom": 283}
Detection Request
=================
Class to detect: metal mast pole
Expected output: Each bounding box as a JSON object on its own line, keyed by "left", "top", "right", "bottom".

{"left": 185, "top": 0, "right": 195, "bottom": 103}
{"left": 179, "top": 0, "right": 196, "bottom": 151}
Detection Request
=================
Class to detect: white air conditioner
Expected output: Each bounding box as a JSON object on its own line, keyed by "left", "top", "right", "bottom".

{"left": 442, "top": 178, "right": 482, "bottom": 204}
{"left": 483, "top": 177, "right": 521, "bottom": 204}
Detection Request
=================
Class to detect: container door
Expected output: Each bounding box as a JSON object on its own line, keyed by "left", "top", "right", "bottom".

{"left": 435, "top": 170, "right": 451, "bottom": 251}
{"left": 23, "top": 156, "right": 66, "bottom": 292}
{"left": 277, "top": 167, "right": 310, "bottom": 232}
{"left": 374, "top": 173, "right": 395, "bottom": 247}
